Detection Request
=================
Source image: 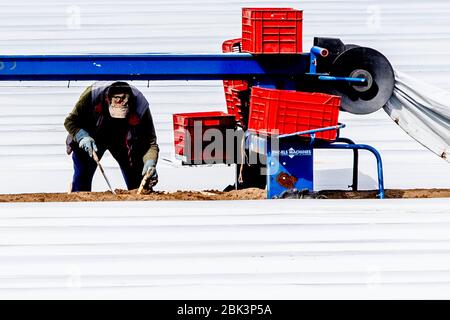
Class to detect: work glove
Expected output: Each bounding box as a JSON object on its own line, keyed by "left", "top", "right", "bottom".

{"left": 75, "top": 129, "right": 98, "bottom": 158}
{"left": 142, "top": 159, "right": 158, "bottom": 188}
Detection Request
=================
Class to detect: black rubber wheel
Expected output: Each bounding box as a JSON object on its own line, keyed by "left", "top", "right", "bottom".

{"left": 330, "top": 47, "right": 395, "bottom": 115}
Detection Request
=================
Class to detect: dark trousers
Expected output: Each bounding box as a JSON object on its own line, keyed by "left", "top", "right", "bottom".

{"left": 71, "top": 145, "right": 144, "bottom": 192}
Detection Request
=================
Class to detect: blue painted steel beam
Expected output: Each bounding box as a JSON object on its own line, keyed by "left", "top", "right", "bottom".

{"left": 318, "top": 75, "right": 367, "bottom": 84}
{"left": 0, "top": 53, "right": 310, "bottom": 81}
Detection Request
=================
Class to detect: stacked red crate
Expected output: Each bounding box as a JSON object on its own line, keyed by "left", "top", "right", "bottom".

{"left": 222, "top": 38, "right": 248, "bottom": 123}
{"left": 242, "top": 8, "right": 303, "bottom": 54}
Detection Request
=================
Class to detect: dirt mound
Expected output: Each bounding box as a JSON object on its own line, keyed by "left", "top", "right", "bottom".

{"left": 0, "top": 188, "right": 449, "bottom": 202}
{"left": 0, "top": 188, "right": 266, "bottom": 202}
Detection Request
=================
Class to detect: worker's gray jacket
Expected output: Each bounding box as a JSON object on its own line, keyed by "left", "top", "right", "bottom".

{"left": 64, "top": 81, "right": 159, "bottom": 165}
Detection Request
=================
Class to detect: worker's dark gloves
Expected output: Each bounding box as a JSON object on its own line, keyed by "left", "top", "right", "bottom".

{"left": 75, "top": 129, "right": 98, "bottom": 158}
{"left": 142, "top": 159, "right": 158, "bottom": 187}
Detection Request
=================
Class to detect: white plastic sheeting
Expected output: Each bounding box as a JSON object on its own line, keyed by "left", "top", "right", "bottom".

{"left": 0, "top": 198, "right": 450, "bottom": 299}
{"left": 0, "top": 0, "right": 449, "bottom": 300}
{"left": 0, "top": 0, "right": 449, "bottom": 193}
{"left": 385, "top": 72, "right": 450, "bottom": 162}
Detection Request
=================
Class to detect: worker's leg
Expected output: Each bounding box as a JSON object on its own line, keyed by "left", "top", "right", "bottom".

{"left": 71, "top": 147, "right": 105, "bottom": 192}
{"left": 109, "top": 149, "right": 144, "bottom": 190}
{"left": 223, "top": 149, "right": 267, "bottom": 191}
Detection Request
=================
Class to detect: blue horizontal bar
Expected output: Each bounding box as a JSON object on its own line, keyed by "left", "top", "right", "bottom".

{"left": 0, "top": 53, "right": 310, "bottom": 81}
{"left": 318, "top": 75, "right": 367, "bottom": 84}
{"left": 277, "top": 124, "right": 346, "bottom": 139}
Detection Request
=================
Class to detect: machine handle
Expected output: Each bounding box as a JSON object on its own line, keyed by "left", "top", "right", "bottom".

{"left": 277, "top": 123, "right": 346, "bottom": 139}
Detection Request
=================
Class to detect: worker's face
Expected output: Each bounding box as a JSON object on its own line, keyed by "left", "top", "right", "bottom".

{"left": 111, "top": 93, "right": 130, "bottom": 107}
{"left": 109, "top": 93, "right": 130, "bottom": 118}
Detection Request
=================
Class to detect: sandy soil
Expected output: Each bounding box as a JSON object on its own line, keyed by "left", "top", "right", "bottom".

{"left": 0, "top": 188, "right": 449, "bottom": 202}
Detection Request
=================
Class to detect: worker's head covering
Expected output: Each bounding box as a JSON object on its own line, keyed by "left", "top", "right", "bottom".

{"left": 106, "top": 81, "right": 134, "bottom": 100}
{"left": 106, "top": 82, "right": 135, "bottom": 118}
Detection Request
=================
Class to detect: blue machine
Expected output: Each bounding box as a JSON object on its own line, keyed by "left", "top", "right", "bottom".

{"left": 0, "top": 36, "right": 394, "bottom": 199}
{"left": 267, "top": 136, "right": 314, "bottom": 199}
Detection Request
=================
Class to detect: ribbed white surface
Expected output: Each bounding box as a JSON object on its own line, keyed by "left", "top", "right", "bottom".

{"left": 0, "top": 199, "right": 450, "bottom": 299}
{"left": 0, "top": 0, "right": 449, "bottom": 299}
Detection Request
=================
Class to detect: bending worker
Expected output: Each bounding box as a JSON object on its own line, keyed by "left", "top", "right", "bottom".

{"left": 64, "top": 81, "right": 159, "bottom": 192}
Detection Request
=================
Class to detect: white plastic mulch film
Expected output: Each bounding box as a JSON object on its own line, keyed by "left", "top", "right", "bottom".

{"left": 384, "top": 71, "right": 450, "bottom": 162}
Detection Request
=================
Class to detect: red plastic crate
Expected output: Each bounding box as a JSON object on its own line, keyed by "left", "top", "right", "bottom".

{"left": 248, "top": 87, "right": 341, "bottom": 141}
{"left": 223, "top": 84, "right": 248, "bottom": 123}
{"left": 222, "top": 39, "right": 247, "bottom": 91}
{"left": 173, "top": 111, "right": 236, "bottom": 163}
{"left": 242, "top": 8, "right": 303, "bottom": 54}
{"left": 222, "top": 38, "right": 248, "bottom": 122}
{"left": 222, "top": 38, "right": 242, "bottom": 53}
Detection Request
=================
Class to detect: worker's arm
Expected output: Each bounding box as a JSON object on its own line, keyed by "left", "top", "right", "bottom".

{"left": 141, "top": 108, "right": 160, "bottom": 165}
{"left": 64, "top": 86, "right": 94, "bottom": 139}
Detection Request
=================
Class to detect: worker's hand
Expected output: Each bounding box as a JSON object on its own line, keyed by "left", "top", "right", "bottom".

{"left": 79, "top": 136, "right": 98, "bottom": 158}
{"left": 75, "top": 129, "right": 98, "bottom": 158}
{"left": 142, "top": 159, "right": 158, "bottom": 187}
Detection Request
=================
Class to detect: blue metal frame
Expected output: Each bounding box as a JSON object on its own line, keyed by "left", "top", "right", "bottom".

{"left": 307, "top": 46, "right": 367, "bottom": 85}
{"left": 333, "top": 137, "right": 359, "bottom": 191}
{"left": 314, "top": 143, "right": 385, "bottom": 199}
{"left": 0, "top": 51, "right": 366, "bottom": 84}
{"left": 278, "top": 124, "right": 346, "bottom": 139}
{"left": 317, "top": 75, "right": 367, "bottom": 84}
{"left": 265, "top": 125, "right": 385, "bottom": 199}
{"left": 0, "top": 53, "right": 310, "bottom": 81}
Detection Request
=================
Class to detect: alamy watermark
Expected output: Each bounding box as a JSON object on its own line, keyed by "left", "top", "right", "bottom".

{"left": 66, "top": 6, "right": 82, "bottom": 30}
{"left": 366, "top": 5, "right": 382, "bottom": 32}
